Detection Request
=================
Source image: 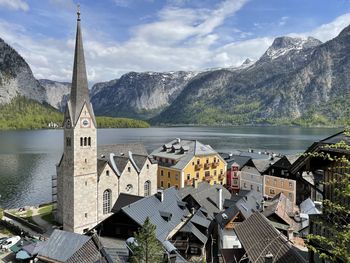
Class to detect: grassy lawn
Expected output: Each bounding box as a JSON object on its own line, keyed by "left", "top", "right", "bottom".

{"left": 38, "top": 204, "right": 53, "bottom": 215}
{"left": 38, "top": 204, "right": 57, "bottom": 226}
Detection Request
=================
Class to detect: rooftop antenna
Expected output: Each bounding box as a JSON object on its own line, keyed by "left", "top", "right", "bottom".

{"left": 77, "top": 4, "right": 81, "bottom": 21}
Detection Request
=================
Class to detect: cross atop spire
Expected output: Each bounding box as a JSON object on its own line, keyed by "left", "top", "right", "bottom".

{"left": 77, "top": 4, "right": 80, "bottom": 21}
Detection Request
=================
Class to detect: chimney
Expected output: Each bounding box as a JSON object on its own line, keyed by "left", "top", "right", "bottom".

{"left": 287, "top": 227, "right": 294, "bottom": 241}
{"left": 156, "top": 189, "right": 164, "bottom": 202}
{"left": 265, "top": 252, "right": 273, "bottom": 263}
{"left": 217, "top": 188, "right": 223, "bottom": 210}
{"left": 261, "top": 199, "right": 265, "bottom": 212}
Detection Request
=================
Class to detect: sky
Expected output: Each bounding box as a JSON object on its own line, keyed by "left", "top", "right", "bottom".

{"left": 1, "top": 0, "right": 350, "bottom": 84}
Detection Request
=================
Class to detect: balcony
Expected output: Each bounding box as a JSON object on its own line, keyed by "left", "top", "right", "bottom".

{"left": 195, "top": 164, "right": 202, "bottom": 170}
{"left": 219, "top": 174, "right": 225, "bottom": 180}
{"left": 203, "top": 176, "right": 212, "bottom": 182}
{"left": 204, "top": 163, "right": 211, "bottom": 169}
{"left": 185, "top": 179, "right": 193, "bottom": 185}
{"left": 212, "top": 162, "right": 219, "bottom": 168}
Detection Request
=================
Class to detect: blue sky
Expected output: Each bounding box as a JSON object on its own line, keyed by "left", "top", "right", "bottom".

{"left": 1, "top": 0, "right": 350, "bottom": 83}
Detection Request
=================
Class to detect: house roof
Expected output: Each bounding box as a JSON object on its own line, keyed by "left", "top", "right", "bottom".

{"left": 290, "top": 130, "right": 349, "bottom": 174}
{"left": 121, "top": 187, "right": 191, "bottom": 242}
{"left": 300, "top": 198, "right": 321, "bottom": 215}
{"left": 219, "top": 153, "right": 253, "bottom": 169}
{"left": 111, "top": 193, "right": 143, "bottom": 213}
{"left": 151, "top": 139, "right": 220, "bottom": 170}
{"left": 263, "top": 193, "right": 295, "bottom": 226}
{"left": 98, "top": 143, "right": 148, "bottom": 157}
{"left": 235, "top": 212, "right": 307, "bottom": 263}
{"left": 215, "top": 205, "right": 240, "bottom": 229}
{"left": 178, "top": 221, "right": 208, "bottom": 244}
{"left": 179, "top": 182, "right": 231, "bottom": 219}
{"left": 37, "top": 230, "right": 110, "bottom": 263}
{"left": 235, "top": 190, "right": 263, "bottom": 219}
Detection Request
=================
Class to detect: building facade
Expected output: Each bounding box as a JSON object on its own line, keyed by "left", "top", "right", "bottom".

{"left": 54, "top": 10, "right": 157, "bottom": 234}
{"left": 151, "top": 139, "right": 227, "bottom": 189}
{"left": 264, "top": 175, "right": 297, "bottom": 203}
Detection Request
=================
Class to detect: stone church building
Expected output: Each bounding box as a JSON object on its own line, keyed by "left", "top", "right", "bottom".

{"left": 54, "top": 9, "right": 157, "bottom": 234}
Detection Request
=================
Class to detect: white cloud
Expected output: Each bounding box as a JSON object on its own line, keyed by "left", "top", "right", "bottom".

{"left": 302, "top": 13, "right": 350, "bottom": 42}
{"left": 0, "top": 0, "right": 28, "bottom": 11}
{"left": 2, "top": 2, "right": 350, "bottom": 85}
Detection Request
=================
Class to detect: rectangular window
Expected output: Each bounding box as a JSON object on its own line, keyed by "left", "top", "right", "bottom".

{"left": 220, "top": 169, "right": 223, "bottom": 175}
{"left": 257, "top": 186, "right": 260, "bottom": 192}
{"left": 187, "top": 174, "right": 190, "bottom": 180}
{"left": 85, "top": 213, "right": 88, "bottom": 218}
{"left": 233, "top": 172, "right": 237, "bottom": 177}
{"left": 196, "top": 172, "right": 199, "bottom": 178}
{"left": 289, "top": 182, "right": 293, "bottom": 188}
{"left": 206, "top": 158, "right": 209, "bottom": 164}
{"left": 168, "top": 183, "right": 171, "bottom": 188}
{"left": 161, "top": 170, "right": 164, "bottom": 176}
{"left": 250, "top": 185, "right": 253, "bottom": 190}
{"left": 233, "top": 179, "right": 238, "bottom": 185}
{"left": 270, "top": 189, "right": 275, "bottom": 195}
{"left": 168, "top": 171, "right": 171, "bottom": 178}
{"left": 244, "top": 182, "right": 247, "bottom": 188}
{"left": 197, "top": 159, "right": 200, "bottom": 165}
{"left": 160, "top": 181, "right": 164, "bottom": 187}
{"left": 214, "top": 170, "right": 217, "bottom": 176}
{"left": 205, "top": 171, "right": 210, "bottom": 177}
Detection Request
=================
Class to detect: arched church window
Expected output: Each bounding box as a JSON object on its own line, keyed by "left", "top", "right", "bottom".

{"left": 103, "top": 189, "right": 111, "bottom": 214}
{"left": 144, "top": 180, "right": 151, "bottom": 197}
{"left": 84, "top": 137, "right": 87, "bottom": 146}
{"left": 80, "top": 137, "right": 83, "bottom": 146}
{"left": 88, "top": 137, "right": 91, "bottom": 146}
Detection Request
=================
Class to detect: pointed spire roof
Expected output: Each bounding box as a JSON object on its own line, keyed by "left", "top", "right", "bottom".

{"left": 69, "top": 5, "right": 96, "bottom": 126}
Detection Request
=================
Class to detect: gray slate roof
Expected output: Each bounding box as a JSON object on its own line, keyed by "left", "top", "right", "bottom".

{"left": 98, "top": 143, "right": 148, "bottom": 157}
{"left": 37, "top": 230, "right": 110, "bottom": 263}
{"left": 180, "top": 182, "right": 231, "bottom": 219}
{"left": 111, "top": 193, "right": 143, "bottom": 213}
{"left": 151, "top": 139, "right": 219, "bottom": 170}
{"left": 300, "top": 198, "right": 321, "bottom": 215}
{"left": 235, "top": 190, "right": 263, "bottom": 219}
{"left": 235, "top": 212, "right": 307, "bottom": 263}
{"left": 178, "top": 221, "right": 208, "bottom": 244}
{"left": 219, "top": 153, "right": 253, "bottom": 168}
{"left": 122, "top": 187, "right": 191, "bottom": 242}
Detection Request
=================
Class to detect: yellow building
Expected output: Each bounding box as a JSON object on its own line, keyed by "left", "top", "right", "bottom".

{"left": 151, "top": 139, "right": 227, "bottom": 189}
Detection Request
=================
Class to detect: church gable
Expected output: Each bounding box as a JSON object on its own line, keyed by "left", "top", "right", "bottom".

{"left": 74, "top": 103, "right": 96, "bottom": 129}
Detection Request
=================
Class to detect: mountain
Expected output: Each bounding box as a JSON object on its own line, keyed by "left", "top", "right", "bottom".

{"left": 39, "top": 79, "right": 70, "bottom": 111}
{"left": 91, "top": 71, "right": 198, "bottom": 119}
{"left": 0, "top": 38, "right": 46, "bottom": 105}
{"left": 151, "top": 30, "right": 350, "bottom": 126}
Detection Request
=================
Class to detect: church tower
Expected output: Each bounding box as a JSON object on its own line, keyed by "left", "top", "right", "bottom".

{"left": 56, "top": 7, "right": 98, "bottom": 234}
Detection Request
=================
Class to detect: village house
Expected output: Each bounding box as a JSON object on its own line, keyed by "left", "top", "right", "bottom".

{"left": 290, "top": 130, "right": 350, "bottom": 262}
{"left": 220, "top": 153, "right": 254, "bottom": 193}
{"left": 234, "top": 212, "right": 307, "bottom": 263}
{"left": 151, "top": 139, "right": 227, "bottom": 189}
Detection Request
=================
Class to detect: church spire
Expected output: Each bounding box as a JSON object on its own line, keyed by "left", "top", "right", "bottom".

{"left": 70, "top": 5, "right": 95, "bottom": 126}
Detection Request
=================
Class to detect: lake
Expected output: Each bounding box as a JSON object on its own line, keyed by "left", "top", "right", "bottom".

{"left": 0, "top": 126, "right": 341, "bottom": 208}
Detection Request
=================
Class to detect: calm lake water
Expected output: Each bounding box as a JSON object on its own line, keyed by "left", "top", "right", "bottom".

{"left": 0, "top": 126, "right": 341, "bottom": 208}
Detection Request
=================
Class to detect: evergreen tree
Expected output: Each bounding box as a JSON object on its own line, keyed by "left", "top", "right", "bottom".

{"left": 130, "top": 217, "right": 164, "bottom": 263}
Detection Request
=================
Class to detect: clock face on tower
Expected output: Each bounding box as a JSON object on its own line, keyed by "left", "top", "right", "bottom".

{"left": 81, "top": 118, "right": 90, "bottom": 128}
